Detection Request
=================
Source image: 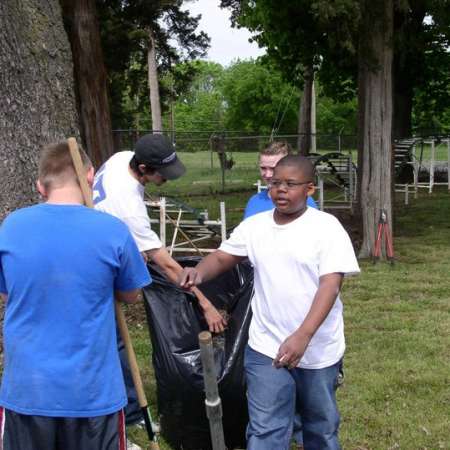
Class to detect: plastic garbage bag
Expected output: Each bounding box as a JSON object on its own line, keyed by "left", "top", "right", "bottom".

{"left": 143, "top": 257, "right": 254, "bottom": 450}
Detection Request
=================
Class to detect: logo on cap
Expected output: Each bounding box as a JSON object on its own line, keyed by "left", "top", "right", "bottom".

{"left": 161, "top": 152, "right": 176, "bottom": 164}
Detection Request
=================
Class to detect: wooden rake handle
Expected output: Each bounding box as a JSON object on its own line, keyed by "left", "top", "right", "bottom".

{"left": 67, "top": 138, "right": 160, "bottom": 449}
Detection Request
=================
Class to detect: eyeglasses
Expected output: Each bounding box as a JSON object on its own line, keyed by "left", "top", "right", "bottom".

{"left": 268, "top": 180, "right": 312, "bottom": 190}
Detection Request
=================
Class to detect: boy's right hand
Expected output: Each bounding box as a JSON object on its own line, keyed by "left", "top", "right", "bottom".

{"left": 179, "top": 267, "right": 202, "bottom": 289}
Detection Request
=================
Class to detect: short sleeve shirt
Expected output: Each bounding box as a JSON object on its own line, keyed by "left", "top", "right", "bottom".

{"left": 0, "top": 204, "right": 151, "bottom": 417}
{"left": 220, "top": 208, "right": 360, "bottom": 369}
{"left": 93, "top": 151, "right": 162, "bottom": 252}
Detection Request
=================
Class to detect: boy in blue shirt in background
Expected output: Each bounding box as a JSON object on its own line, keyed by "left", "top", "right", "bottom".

{"left": 0, "top": 142, "right": 150, "bottom": 450}
{"left": 244, "top": 140, "right": 317, "bottom": 220}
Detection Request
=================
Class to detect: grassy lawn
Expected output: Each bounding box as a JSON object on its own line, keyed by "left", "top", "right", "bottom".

{"left": 128, "top": 186, "right": 450, "bottom": 449}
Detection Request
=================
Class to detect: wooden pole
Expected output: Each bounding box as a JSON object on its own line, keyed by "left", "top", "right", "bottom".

{"left": 67, "top": 137, "right": 160, "bottom": 450}
{"left": 198, "top": 331, "right": 226, "bottom": 450}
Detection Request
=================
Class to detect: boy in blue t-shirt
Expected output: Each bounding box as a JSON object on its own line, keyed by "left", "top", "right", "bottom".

{"left": 244, "top": 140, "right": 317, "bottom": 220}
{"left": 0, "top": 142, "right": 151, "bottom": 450}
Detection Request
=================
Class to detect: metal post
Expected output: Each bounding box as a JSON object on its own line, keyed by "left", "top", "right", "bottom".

{"left": 220, "top": 202, "right": 227, "bottom": 243}
{"left": 319, "top": 177, "right": 324, "bottom": 211}
{"left": 210, "top": 138, "right": 214, "bottom": 171}
{"left": 311, "top": 80, "right": 316, "bottom": 153}
{"left": 447, "top": 139, "right": 450, "bottom": 192}
{"left": 159, "top": 197, "right": 166, "bottom": 247}
{"left": 412, "top": 143, "right": 418, "bottom": 198}
{"left": 429, "top": 140, "right": 435, "bottom": 194}
{"left": 198, "top": 332, "right": 226, "bottom": 450}
{"left": 405, "top": 184, "right": 409, "bottom": 206}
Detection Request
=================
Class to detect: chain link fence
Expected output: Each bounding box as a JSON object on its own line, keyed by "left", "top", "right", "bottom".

{"left": 112, "top": 130, "right": 357, "bottom": 195}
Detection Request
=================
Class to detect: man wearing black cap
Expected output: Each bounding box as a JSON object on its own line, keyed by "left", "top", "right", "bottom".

{"left": 93, "top": 134, "right": 226, "bottom": 432}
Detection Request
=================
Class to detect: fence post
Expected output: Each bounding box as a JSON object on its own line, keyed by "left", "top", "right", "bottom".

{"left": 319, "top": 177, "right": 324, "bottom": 211}
{"left": 429, "top": 140, "right": 435, "bottom": 194}
{"left": 159, "top": 197, "right": 166, "bottom": 247}
{"left": 198, "top": 331, "right": 226, "bottom": 450}
{"left": 220, "top": 202, "right": 227, "bottom": 243}
{"left": 447, "top": 139, "right": 450, "bottom": 192}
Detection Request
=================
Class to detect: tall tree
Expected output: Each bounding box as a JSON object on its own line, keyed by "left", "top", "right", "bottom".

{"left": 97, "top": 0, "right": 210, "bottom": 131}
{"left": 60, "top": 0, "right": 114, "bottom": 167}
{"left": 222, "top": 0, "right": 324, "bottom": 154}
{"left": 357, "top": 0, "right": 394, "bottom": 258}
{"left": 221, "top": 0, "right": 397, "bottom": 257}
{"left": 297, "top": 68, "right": 314, "bottom": 155}
{"left": 0, "top": 0, "right": 79, "bottom": 221}
{"left": 220, "top": 60, "right": 300, "bottom": 134}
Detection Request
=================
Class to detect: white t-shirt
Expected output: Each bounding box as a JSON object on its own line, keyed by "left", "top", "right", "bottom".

{"left": 219, "top": 207, "right": 360, "bottom": 369}
{"left": 93, "top": 151, "right": 162, "bottom": 252}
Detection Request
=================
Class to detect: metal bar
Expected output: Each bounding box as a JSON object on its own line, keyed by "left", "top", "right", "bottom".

{"left": 319, "top": 177, "right": 324, "bottom": 211}
{"left": 220, "top": 202, "right": 226, "bottom": 242}
{"left": 171, "top": 247, "right": 217, "bottom": 253}
{"left": 429, "top": 140, "right": 435, "bottom": 194}
{"left": 159, "top": 197, "right": 166, "bottom": 247}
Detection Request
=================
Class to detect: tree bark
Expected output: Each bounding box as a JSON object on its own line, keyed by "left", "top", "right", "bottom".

{"left": 297, "top": 68, "right": 313, "bottom": 156}
{"left": 148, "top": 27, "right": 163, "bottom": 133}
{"left": 0, "top": 0, "right": 79, "bottom": 221}
{"left": 357, "top": 0, "right": 394, "bottom": 259}
{"left": 60, "top": 0, "right": 114, "bottom": 168}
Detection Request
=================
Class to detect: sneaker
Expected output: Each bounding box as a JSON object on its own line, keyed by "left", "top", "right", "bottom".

{"left": 126, "top": 439, "right": 142, "bottom": 450}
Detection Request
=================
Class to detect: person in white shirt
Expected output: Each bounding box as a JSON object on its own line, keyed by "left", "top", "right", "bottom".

{"left": 179, "top": 155, "right": 360, "bottom": 450}
{"left": 93, "top": 134, "right": 226, "bottom": 428}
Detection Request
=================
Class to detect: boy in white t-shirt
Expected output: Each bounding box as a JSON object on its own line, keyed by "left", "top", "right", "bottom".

{"left": 179, "top": 155, "right": 360, "bottom": 450}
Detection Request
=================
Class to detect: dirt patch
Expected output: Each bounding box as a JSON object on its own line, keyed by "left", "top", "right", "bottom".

{"left": 331, "top": 209, "right": 362, "bottom": 252}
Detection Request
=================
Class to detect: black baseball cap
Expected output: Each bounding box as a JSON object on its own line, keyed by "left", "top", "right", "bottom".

{"left": 134, "top": 134, "right": 186, "bottom": 180}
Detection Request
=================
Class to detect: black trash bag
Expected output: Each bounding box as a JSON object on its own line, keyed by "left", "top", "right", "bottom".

{"left": 143, "top": 256, "right": 254, "bottom": 450}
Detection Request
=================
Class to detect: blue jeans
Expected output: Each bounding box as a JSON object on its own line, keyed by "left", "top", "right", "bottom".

{"left": 245, "top": 346, "right": 341, "bottom": 450}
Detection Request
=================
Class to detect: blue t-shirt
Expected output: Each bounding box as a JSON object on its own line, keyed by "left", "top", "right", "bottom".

{"left": 243, "top": 189, "right": 318, "bottom": 219}
{"left": 0, "top": 204, "right": 151, "bottom": 417}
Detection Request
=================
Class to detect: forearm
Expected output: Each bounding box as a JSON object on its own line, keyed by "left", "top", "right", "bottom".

{"left": 274, "top": 273, "right": 344, "bottom": 369}
{"left": 115, "top": 289, "right": 143, "bottom": 304}
{"left": 148, "top": 247, "right": 218, "bottom": 311}
{"left": 147, "top": 247, "right": 182, "bottom": 285}
{"left": 194, "top": 250, "right": 242, "bottom": 283}
{"left": 295, "top": 273, "right": 343, "bottom": 339}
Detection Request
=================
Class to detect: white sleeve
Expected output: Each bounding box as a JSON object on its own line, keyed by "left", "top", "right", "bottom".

{"left": 219, "top": 222, "right": 249, "bottom": 257}
{"left": 318, "top": 219, "right": 360, "bottom": 277}
{"left": 122, "top": 215, "right": 162, "bottom": 252}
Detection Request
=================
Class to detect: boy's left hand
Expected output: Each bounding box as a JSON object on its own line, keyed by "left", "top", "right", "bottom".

{"left": 273, "top": 331, "right": 311, "bottom": 369}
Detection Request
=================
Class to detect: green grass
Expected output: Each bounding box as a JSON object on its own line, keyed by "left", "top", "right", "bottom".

{"left": 128, "top": 186, "right": 450, "bottom": 449}
{"left": 151, "top": 151, "right": 261, "bottom": 197}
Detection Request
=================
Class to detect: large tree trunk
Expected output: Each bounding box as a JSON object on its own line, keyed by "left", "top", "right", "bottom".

{"left": 60, "top": 0, "right": 114, "bottom": 168}
{"left": 148, "top": 28, "right": 163, "bottom": 133}
{"left": 357, "top": 0, "right": 394, "bottom": 259}
{"left": 0, "top": 0, "right": 79, "bottom": 221}
{"left": 297, "top": 68, "right": 314, "bottom": 155}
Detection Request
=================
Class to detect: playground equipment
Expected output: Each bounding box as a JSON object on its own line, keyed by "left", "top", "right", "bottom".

{"left": 312, "top": 152, "right": 357, "bottom": 210}
{"left": 394, "top": 137, "right": 450, "bottom": 204}
{"left": 412, "top": 138, "right": 450, "bottom": 194}
{"left": 144, "top": 194, "right": 227, "bottom": 254}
